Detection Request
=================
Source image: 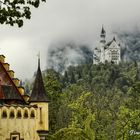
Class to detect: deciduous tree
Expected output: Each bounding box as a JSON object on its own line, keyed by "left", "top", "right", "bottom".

{"left": 0, "top": 0, "right": 46, "bottom": 27}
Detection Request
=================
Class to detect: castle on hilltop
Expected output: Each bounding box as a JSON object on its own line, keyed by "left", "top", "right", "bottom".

{"left": 0, "top": 55, "right": 49, "bottom": 140}
{"left": 93, "top": 27, "right": 121, "bottom": 64}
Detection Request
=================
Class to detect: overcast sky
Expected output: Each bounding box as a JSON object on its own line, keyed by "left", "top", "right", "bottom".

{"left": 0, "top": 0, "right": 140, "bottom": 80}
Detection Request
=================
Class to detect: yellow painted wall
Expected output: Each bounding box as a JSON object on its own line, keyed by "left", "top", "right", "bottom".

{"left": 0, "top": 103, "right": 49, "bottom": 140}
{"left": 30, "top": 102, "right": 49, "bottom": 131}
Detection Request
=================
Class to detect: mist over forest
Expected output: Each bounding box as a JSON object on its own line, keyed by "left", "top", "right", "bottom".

{"left": 47, "top": 27, "right": 140, "bottom": 73}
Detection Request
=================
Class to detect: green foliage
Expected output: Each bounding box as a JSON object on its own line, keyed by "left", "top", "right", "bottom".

{"left": 44, "top": 69, "right": 63, "bottom": 133}
{"left": 48, "top": 127, "right": 90, "bottom": 140}
{"left": 0, "top": 0, "right": 46, "bottom": 27}
{"left": 42, "top": 62, "right": 140, "bottom": 140}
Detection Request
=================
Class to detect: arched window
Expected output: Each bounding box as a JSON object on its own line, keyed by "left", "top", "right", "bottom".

{"left": 10, "top": 111, "right": 15, "bottom": 118}
{"left": 2, "top": 110, "right": 7, "bottom": 118}
{"left": 30, "top": 110, "right": 35, "bottom": 118}
{"left": 24, "top": 110, "right": 28, "bottom": 118}
{"left": 17, "top": 110, "right": 22, "bottom": 118}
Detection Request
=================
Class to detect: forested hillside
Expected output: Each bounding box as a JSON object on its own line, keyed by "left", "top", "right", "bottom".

{"left": 42, "top": 62, "right": 140, "bottom": 140}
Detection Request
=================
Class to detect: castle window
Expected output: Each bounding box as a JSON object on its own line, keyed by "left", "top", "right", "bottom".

{"left": 10, "top": 111, "right": 15, "bottom": 119}
{"left": 24, "top": 110, "right": 28, "bottom": 118}
{"left": 30, "top": 110, "right": 35, "bottom": 118}
{"left": 17, "top": 110, "right": 22, "bottom": 118}
{"left": 12, "top": 136, "right": 17, "bottom": 140}
{"left": 10, "top": 131, "right": 20, "bottom": 140}
{"left": 111, "top": 50, "right": 118, "bottom": 61}
{"left": 2, "top": 110, "right": 7, "bottom": 118}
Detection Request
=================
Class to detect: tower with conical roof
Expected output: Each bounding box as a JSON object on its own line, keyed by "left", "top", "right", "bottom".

{"left": 0, "top": 53, "right": 49, "bottom": 140}
{"left": 29, "top": 57, "right": 48, "bottom": 102}
{"left": 29, "top": 56, "right": 49, "bottom": 139}
{"left": 100, "top": 26, "right": 106, "bottom": 63}
{"left": 100, "top": 26, "right": 106, "bottom": 44}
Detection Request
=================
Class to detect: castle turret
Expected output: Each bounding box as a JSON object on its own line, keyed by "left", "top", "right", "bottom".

{"left": 100, "top": 26, "right": 106, "bottom": 63}
{"left": 0, "top": 54, "right": 49, "bottom": 140}
{"left": 100, "top": 26, "right": 106, "bottom": 44}
{"left": 29, "top": 57, "right": 49, "bottom": 140}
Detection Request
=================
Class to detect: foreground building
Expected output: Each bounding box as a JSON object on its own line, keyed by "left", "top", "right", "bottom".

{"left": 0, "top": 55, "right": 49, "bottom": 140}
{"left": 93, "top": 27, "right": 121, "bottom": 64}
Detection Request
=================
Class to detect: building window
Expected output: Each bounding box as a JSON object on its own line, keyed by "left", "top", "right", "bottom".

{"left": 10, "top": 111, "right": 15, "bottom": 119}
{"left": 2, "top": 110, "right": 7, "bottom": 118}
{"left": 111, "top": 50, "right": 118, "bottom": 61}
{"left": 10, "top": 131, "right": 20, "bottom": 140}
{"left": 12, "top": 136, "right": 17, "bottom": 140}
{"left": 17, "top": 110, "right": 22, "bottom": 118}
{"left": 30, "top": 110, "right": 35, "bottom": 118}
{"left": 24, "top": 110, "right": 28, "bottom": 118}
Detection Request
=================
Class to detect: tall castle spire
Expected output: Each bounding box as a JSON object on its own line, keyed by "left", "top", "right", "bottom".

{"left": 29, "top": 56, "right": 48, "bottom": 102}
{"left": 100, "top": 26, "right": 106, "bottom": 44}
{"left": 38, "top": 52, "right": 40, "bottom": 68}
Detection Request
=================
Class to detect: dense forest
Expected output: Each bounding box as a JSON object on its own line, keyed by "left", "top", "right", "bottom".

{"left": 37, "top": 62, "right": 140, "bottom": 140}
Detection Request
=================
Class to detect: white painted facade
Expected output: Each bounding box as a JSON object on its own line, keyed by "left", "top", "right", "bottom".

{"left": 93, "top": 27, "right": 121, "bottom": 64}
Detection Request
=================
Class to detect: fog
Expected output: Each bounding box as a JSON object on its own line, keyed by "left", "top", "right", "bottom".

{"left": 0, "top": 0, "right": 140, "bottom": 79}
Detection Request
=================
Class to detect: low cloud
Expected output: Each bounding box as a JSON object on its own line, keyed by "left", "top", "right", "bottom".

{"left": 0, "top": 0, "right": 140, "bottom": 79}
{"left": 47, "top": 41, "right": 93, "bottom": 72}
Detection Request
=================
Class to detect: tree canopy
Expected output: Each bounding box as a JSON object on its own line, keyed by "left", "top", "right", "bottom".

{"left": 33, "top": 62, "right": 140, "bottom": 140}
{"left": 0, "top": 0, "right": 46, "bottom": 27}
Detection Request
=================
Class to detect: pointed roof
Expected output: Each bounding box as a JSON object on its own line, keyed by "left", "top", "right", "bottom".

{"left": 0, "top": 62, "right": 25, "bottom": 103}
{"left": 0, "top": 85, "right": 23, "bottom": 100}
{"left": 113, "top": 36, "right": 116, "bottom": 41}
{"left": 101, "top": 26, "right": 106, "bottom": 34}
{"left": 29, "top": 58, "right": 48, "bottom": 102}
{"left": 104, "top": 37, "right": 120, "bottom": 50}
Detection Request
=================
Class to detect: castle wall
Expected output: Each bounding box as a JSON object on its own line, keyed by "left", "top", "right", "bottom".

{"left": 0, "top": 106, "right": 42, "bottom": 140}
{"left": 30, "top": 102, "right": 49, "bottom": 132}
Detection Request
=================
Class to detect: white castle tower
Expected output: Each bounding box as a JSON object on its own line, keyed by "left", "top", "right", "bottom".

{"left": 93, "top": 27, "right": 121, "bottom": 64}
{"left": 100, "top": 26, "right": 106, "bottom": 63}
